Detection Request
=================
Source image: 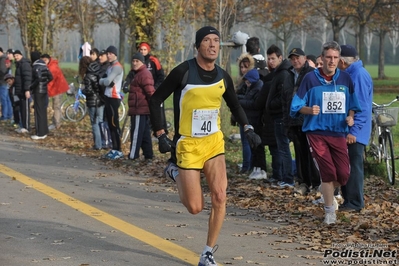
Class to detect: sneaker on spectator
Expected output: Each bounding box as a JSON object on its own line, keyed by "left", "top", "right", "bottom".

{"left": 31, "top": 135, "right": 47, "bottom": 140}
{"left": 198, "top": 245, "right": 218, "bottom": 266}
{"left": 249, "top": 169, "right": 267, "bottom": 180}
{"left": 164, "top": 162, "right": 179, "bottom": 182}
{"left": 263, "top": 176, "right": 279, "bottom": 184}
{"left": 248, "top": 167, "right": 260, "bottom": 179}
{"left": 109, "top": 150, "right": 123, "bottom": 159}
{"left": 17, "top": 128, "right": 29, "bottom": 133}
{"left": 48, "top": 124, "right": 56, "bottom": 131}
{"left": 104, "top": 150, "right": 116, "bottom": 159}
{"left": 272, "top": 181, "right": 294, "bottom": 189}
{"left": 324, "top": 212, "right": 336, "bottom": 225}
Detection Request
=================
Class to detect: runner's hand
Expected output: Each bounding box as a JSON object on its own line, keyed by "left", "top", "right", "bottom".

{"left": 158, "top": 133, "right": 174, "bottom": 153}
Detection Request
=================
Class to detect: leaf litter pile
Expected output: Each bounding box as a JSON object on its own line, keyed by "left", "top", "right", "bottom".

{"left": 2, "top": 118, "right": 399, "bottom": 264}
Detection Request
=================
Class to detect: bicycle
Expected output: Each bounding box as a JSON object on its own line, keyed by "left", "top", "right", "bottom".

{"left": 365, "top": 95, "right": 399, "bottom": 185}
{"left": 60, "top": 76, "right": 87, "bottom": 122}
{"left": 60, "top": 76, "right": 127, "bottom": 122}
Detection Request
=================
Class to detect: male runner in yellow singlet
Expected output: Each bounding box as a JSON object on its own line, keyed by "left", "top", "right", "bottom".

{"left": 149, "top": 26, "right": 261, "bottom": 266}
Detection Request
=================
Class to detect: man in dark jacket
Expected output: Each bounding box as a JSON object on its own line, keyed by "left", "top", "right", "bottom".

{"left": 265, "top": 45, "right": 295, "bottom": 188}
{"left": 127, "top": 52, "right": 155, "bottom": 161}
{"left": 283, "top": 48, "right": 319, "bottom": 194}
{"left": 82, "top": 59, "right": 105, "bottom": 150}
{"left": 30, "top": 56, "right": 53, "bottom": 139}
{"left": 13, "top": 50, "right": 32, "bottom": 133}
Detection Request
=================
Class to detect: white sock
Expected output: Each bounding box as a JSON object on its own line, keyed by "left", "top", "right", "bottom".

{"left": 203, "top": 245, "right": 213, "bottom": 254}
{"left": 324, "top": 205, "right": 335, "bottom": 213}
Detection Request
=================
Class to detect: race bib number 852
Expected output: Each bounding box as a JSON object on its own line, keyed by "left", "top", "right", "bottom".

{"left": 322, "top": 91, "right": 346, "bottom": 114}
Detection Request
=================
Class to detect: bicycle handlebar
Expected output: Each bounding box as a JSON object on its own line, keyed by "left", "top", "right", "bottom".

{"left": 372, "top": 95, "right": 399, "bottom": 108}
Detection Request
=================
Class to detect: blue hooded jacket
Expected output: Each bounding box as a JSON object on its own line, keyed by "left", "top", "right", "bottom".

{"left": 344, "top": 60, "right": 373, "bottom": 145}
{"left": 290, "top": 68, "right": 362, "bottom": 137}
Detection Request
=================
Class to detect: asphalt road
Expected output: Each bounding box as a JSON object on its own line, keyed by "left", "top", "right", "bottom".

{"left": 0, "top": 132, "right": 322, "bottom": 266}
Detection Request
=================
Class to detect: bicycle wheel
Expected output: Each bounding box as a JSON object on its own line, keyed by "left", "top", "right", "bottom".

{"left": 60, "top": 97, "right": 75, "bottom": 121}
{"left": 65, "top": 104, "right": 85, "bottom": 122}
{"left": 120, "top": 115, "right": 131, "bottom": 144}
{"left": 119, "top": 101, "right": 126, "bottom": 122}
{"left": 382, "top": 131, "right": 395, "bottom": 185}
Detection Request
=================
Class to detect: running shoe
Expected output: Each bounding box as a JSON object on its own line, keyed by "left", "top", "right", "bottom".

{"left": 164, "top": 162, "right": 179, "bottom": 182}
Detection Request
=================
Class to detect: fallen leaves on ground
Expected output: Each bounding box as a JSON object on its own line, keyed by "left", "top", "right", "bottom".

{"left": 2, "top": 118, "right": 399, "bottom": 261}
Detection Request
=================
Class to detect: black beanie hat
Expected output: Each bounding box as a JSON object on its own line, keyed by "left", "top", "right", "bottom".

{"left": 195, "top": 26, "right": 220, "bottom": 49}
{"left": 13, "top": 50, "right": 23, "bottom": 56}
{"left": 106, "top": 45, "right": 118, "bottom": 56}
{"left": 131, "top": 52, "right": 145, "bottom": 63}
{"left": 30, "top": 51, "right": 41, "bottom": 62}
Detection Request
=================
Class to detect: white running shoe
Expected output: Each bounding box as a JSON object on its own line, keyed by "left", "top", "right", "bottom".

{"left": 249, "top": 169, "right": 267, "bottom": 180}
{"left": 31, "top": 135, "right": 47, "bottom": 140}
{"left": 248, "top": 167, "right": 259, "bottom": 179}
{"left": 324, "top": 212, "right": 336, "bottom": 225}
{"left": 198, "top": 245, "right": 218, "bottom": 266}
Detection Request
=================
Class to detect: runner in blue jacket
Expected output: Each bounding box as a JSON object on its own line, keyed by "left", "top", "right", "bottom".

{"left": 290, "top": 41, "right": 361, "bottom": 225}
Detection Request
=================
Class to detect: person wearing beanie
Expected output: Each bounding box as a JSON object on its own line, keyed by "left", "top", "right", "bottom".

{"left": 30, "top": 51, "right": 41, "bottom": 64}
{"left": 149, "top": 26, "right": 261, "bottom": 266}
{"left": 105, "top": 45, "right": 118, "bottom": 56}
{"left": 30, "top": 56, "right": 53, "bottom": 140}
{"left": 238, "top": 69, "right": 266, "bottom": 180}
{"left": 126, "top": 52, "right": 155, "bottom": 161}
{"left": 338, "top": 44, "right": 372, "bottom": 213}
{"left": 99, "top": 45, "right": 124, "bottom": 159}
{"left": 13, "top": 49, "right": 32, "bottom": 133}
{"left": 0, "top": 47, "right": 13, "bottom": 121}
{"left": 40, "top": 53, "right": 70, "bottom": 130}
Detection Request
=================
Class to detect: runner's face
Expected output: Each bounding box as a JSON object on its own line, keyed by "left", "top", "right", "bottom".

{"left": 197, "top": 34, "right": 220, "bottom": 62}
{"left": 322, "top": 49, "right": 340, "bottom": 76}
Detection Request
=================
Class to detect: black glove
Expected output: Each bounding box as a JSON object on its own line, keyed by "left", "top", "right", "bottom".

{"left": 244, "top": 125, "right": 262, "bottom": 149}
{"left": 122, "top": 81, "right": 129, "bottom": 93}
{"left": 109, "top": 81, "right": 115, "bottom": 87}
{"left": 158, "top": 133, "right": 174, "bottom": 153}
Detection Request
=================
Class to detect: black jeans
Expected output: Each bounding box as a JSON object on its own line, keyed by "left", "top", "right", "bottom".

{"left": 104, "top": 97, "right": 121, "bottom": 151}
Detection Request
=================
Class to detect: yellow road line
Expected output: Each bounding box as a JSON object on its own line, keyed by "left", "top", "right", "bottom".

{"left": 0, "top": 164, "right": 202, "bottom": 265}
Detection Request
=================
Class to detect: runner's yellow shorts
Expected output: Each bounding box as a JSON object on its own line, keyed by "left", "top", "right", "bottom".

{"left": 176, "top": 131, "right": 225, "bottom": 170}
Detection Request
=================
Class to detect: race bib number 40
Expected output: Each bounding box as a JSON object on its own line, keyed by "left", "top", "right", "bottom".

{"left": 322, "top": 91, "right": 346, "bottom": 114}
{"left": 192, "top": 109, "right": 219, "bottom": 137}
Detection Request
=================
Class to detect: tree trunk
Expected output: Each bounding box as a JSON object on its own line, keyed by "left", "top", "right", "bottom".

{"left": 358, "top": 23, "right": 366, "bottom": 63}
{"left": 119, "top": 22, "right": 127, "bottom": 65}
{"left": 332, "top": 19, "right": 340, "bottom": 43}
{"left": 378, "top": 30, "right": 387, "bottom": 79}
